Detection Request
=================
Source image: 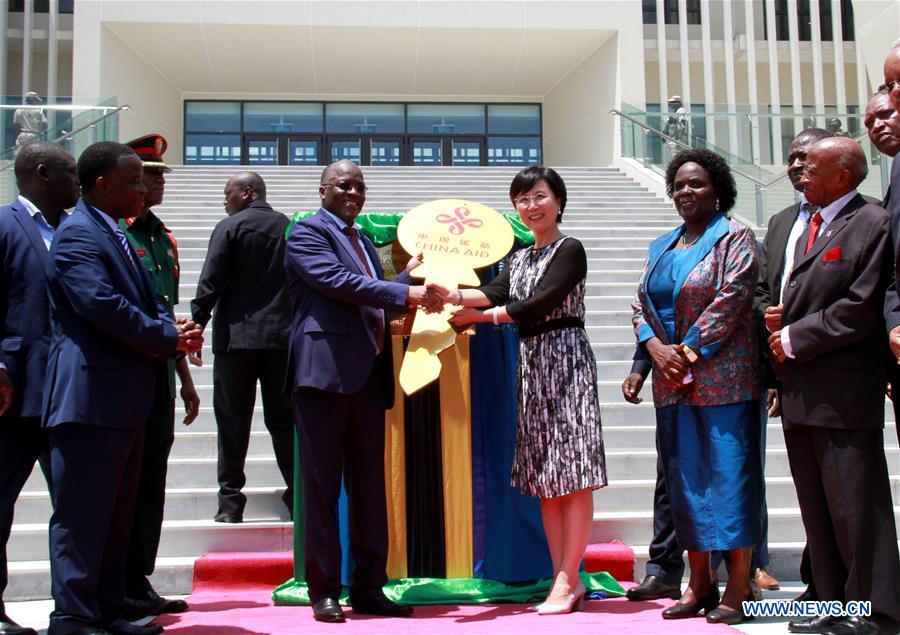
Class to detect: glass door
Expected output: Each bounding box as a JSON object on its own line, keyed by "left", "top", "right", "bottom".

{"left": 287, "top": 137, "right": 321, "bottom": 165}
{"left": 327, "top": 136, "right": 362, "bottom": 164}
{"left": 450, "top": 137, "right": 484, "bottom": 166}
{"left": 370, "top": 137, "right": 402, "bottom": 165}
{"left": 243, "top": 135, "right": 279, "bottom": 165}
{"left": 410, "top": 137, "right": 443, "bottom": 166}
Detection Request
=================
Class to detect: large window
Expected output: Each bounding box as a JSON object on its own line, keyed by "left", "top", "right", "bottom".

{"left": 642, "top": 0, "right": 701, "bottom": 25}
{"left": 766, "top": 0, "right": 854, "bottom": 41}
{"left": 183, "top": 100, "right": 542, "bottom": 166}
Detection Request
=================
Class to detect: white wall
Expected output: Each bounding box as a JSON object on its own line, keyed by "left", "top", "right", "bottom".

{"left": 543, "top": 34, "right": 620, "bottom": 167}
{"left": 73, "top": 4, "right": 183, "bottom": 160}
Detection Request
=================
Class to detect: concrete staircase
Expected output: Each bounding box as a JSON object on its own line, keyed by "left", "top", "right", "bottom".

{"left": 8, "top": 165, "right": 899, "bottom": 599}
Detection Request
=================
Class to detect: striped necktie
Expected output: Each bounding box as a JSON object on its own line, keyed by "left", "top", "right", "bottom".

{"left": 114, "top": 225, "right": 138, "bottom": 271}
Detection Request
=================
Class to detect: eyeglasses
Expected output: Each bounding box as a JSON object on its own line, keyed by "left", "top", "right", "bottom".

{"left": 324, "top": 181, "right": 368, "bottom": 194}
{"left": 514, "top": 192, "right": 551, "bottom": 208}
{"left": 877, "top": 79, "right": 900, "bottom": 94}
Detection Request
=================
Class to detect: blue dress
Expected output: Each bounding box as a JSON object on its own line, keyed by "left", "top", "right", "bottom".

{"left": 647, "top": 248, "right": 763, "bottom": 552}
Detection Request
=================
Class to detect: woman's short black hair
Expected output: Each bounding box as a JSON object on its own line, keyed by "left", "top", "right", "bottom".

{"left": 664, "top": 148, "right": 737, "bottom": 214}
{"left": 509, "top": 165, "right": 568, "bottom": 220}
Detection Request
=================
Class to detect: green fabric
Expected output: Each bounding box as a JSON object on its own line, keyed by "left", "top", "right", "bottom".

{"left": 272, "top": 571, "right": 624, "bottom": 606}
{"left": 119, "top": 211, "right": 178, "bottom": 400}
{"left": 285, "top": 211, "right": 534, "bottom": 246}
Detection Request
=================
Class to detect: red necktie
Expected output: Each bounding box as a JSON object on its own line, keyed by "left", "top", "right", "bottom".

{"left": 805, "top": 211, "right": 823, "bottom": 254}
{"left": 342, "top": 226, "right": 384, "bottom": 350}
{"left": 342, "top": 226, "right": 374, "bottom": 277}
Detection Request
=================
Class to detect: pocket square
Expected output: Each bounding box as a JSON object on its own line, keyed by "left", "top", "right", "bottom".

{"left": 823, "top": 246, "right": 843, "bottom": 262}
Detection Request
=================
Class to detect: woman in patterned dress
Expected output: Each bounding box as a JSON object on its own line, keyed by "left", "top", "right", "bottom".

{"left": 628, "top": 149, "right": 763, "bottom": 625}
{"left": 446, "top": 166, "right": 607, "bottom": 616}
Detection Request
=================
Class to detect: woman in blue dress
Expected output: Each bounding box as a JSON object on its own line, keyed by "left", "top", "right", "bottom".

{"left": 629, "top": 149, "right": 764, "bottom": 625}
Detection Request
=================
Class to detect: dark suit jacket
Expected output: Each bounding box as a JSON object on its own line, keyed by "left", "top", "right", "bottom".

{"left": 191, "top": 201, "right": 291, "bottom": 352}
{"left": 283, "top": 209, "right": 409, "bottom": 409}
{"left": 780, "top": 194, "right": 892, "bottom": 430}
{"left": 42, "top": 200, "right": 180, "bottom": 429}
{"left": 0, "top": 200, "right": 56, "bottom": 419}
{"left": 754, "top": 201, "right": 802, "bottom": 389}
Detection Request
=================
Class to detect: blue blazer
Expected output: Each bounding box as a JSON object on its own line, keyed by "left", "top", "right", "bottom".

{"left": 0, "top": 200, "right": 55, "bottom": 419}
{"left": 42, "top": 199, "right": 180, "bottom": 429}
{"left": 284, "top": 209, "right": 409, "bottom": 407}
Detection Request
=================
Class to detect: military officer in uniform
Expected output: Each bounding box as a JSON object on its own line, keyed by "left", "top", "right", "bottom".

{"left": 119, "top": 134, "right": 200, "bottom": 620}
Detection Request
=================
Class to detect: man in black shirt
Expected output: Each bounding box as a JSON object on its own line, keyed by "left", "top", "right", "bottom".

{"left": 191, "top": 172, "right": 294, "bottom": 523}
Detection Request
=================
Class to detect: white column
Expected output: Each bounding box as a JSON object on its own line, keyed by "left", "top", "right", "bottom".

{"left": 854, "top": 41, "right": 868, "bottom": 118}
{"left": 831, "top": 0, "right": 847, "bottom": 119}
{"left": 810, "top": 0, "right": 826, "bottom": 127}
{"left": 47, "top": 0, "right": 58, "bottom": 132}
{"left": 656, "top": 0, "right": 668, "bottom": 113}
{"left": 22, "top": 0, "right": 33, "bottom": 97}
{"left": 766, "top": 0, "right": 782, "bottom": 162}
{"left": 745, "top": 0, "right": 761, "bottom": 163}
{"left": 0, "top": 0, "right": 8, "bottom": 151}
{"left": 679, "top": 0, "right": 691, "bottom": 123}
{"left": 700, "top": 0, "right": 715, "bottom": 147}
{"left": 723, "top": 0, "right": 739, "bottom": 157}
{"left": 787, "top": 0, "right": 803, "bottom": 133}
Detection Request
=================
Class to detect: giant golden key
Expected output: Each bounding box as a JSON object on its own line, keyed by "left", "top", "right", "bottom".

{"left": 397, "top": 199, "right": 514, "bottom": 395}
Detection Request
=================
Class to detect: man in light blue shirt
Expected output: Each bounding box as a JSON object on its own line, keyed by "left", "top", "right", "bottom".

{"left": 0, "top": 142, "right": 79, "bottom": 635}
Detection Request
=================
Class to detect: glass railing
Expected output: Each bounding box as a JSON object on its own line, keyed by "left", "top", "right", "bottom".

{"left": 0, "top": 97, "right": 127, "bottom": 200}
{"left": 615, "top": 104, "right": 891, "bottom": 227}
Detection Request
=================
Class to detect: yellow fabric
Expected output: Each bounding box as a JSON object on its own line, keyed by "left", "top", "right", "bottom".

{"left": 384, "top": 336, "right": 408, "bottom": 579}
{"left": 438, "top": 335, "right": 473, "bottom": 578}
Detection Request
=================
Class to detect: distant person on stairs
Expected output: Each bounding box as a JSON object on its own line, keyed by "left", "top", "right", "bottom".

{"left": 119, "top": 134, "right": 199, "bottom": 622}
{"left": 190, "top": 172, "right": 295, "bottom": 524}
{"left": 628, "top": 149, "right": 763, "bottom": 626}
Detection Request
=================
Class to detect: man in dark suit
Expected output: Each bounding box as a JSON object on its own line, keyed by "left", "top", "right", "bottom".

{"left": 768, "top": 137, "right": 900, "bottom": 635}
{"left": 43, "top": 141, "right": 203, "bottom": 635}
{"left": 120, "top": 135, "right": 197, "bottom": 620}
{"left": 0, "top": 143, "right": 79, "bottom": 635}
{"left": 755, "top": 127, "right": 834, "bottom": 604}
{"left": 881, "top": 44, "right": 900, "bottom": 392}
{"left": 190, "top": 172, "right": 294, "bottom": 523}
{"left": 864, "top": 91, "right": 900, "bottom": 450}
{"left": 284, "top": 160, "right": 439, "bottom": 623}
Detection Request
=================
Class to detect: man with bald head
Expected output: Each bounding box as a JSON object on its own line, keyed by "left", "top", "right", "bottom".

{"left": 191, "top": 171, "right": 294, "bottom": 523}
{"left": 768, "top": 138, "right": 900, "bottom": 635}
{"left": 285, "top": 160, "right": 440, "bottom": 623}
{"left": 0, "top": 142, "right": 79, "bottom": 635}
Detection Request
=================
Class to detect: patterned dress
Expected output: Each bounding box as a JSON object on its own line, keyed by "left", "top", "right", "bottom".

{"left": 486, "top": 236, "right": 607, "bottom": 498}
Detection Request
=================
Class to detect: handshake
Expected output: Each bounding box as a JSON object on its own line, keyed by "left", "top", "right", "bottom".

{"left": 405, "top": 282, "right": 455, "bottom": 314}
{"left": 175, "top": 318, "right": 204, "bottom": 355}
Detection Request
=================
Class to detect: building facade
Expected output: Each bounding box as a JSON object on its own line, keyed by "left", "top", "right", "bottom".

{"left": 2, "top": 0, "right": 898, "bottom": 167}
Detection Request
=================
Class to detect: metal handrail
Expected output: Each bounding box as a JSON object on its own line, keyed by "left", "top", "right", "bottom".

{"left": 0, "top": 104, "right": 130, "bottom": 172}
{"left": 0, "top": 104, "right": 122, "bottom": 112}
{"left": 610, "top": 108, "right": 768, "bottom": 187}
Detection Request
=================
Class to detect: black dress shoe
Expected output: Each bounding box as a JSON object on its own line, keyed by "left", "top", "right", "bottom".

{"left": 69, "top": 628, "right": 113, "bottom": 635}
{"left": 794, "top": 585, "right": 819, "bottom": 603}
{"left": 706, "top": 597, "right": 755, "bottom": 626}
{"left": 145, "top": 590, "right": 188, "bottom": 615}
{"left": 123, "top": 596, "right": 167, "bottom": 622}
{"left": 349, "top": 590, "right": 413, "bottom": 617}
{"left": 626, "top": 575, "right": 681, "bottom": 601}
{"left": 213, "top": 512, "right": 242, "bottom": 523}
{"left": 312, "top": 598, "right": 345, "bottom": 623}
{"left": 0, "top": 617, "right": 38, "bottom": 635}
{"left": 821, "top": 617, "right": 880, "bottom": 635}
{"left": 789, "top": 616, "right": 837, "bottom": 633}
{"left": 661, "top": 583, "right": 720, "bottom": 619}
{"left": 103, "top": 619, "right": 163, "bottom": 635}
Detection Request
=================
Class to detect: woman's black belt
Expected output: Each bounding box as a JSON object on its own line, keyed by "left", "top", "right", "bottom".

{"left": 518, "top": 316, "right": 585, "bottom": 338}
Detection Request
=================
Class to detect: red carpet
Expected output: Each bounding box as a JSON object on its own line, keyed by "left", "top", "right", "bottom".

{"left": 154, "top": 588, "right": 743, "bottom": 634}
{"left": 153, "top": 548, "right": 740, "bottom": 633}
